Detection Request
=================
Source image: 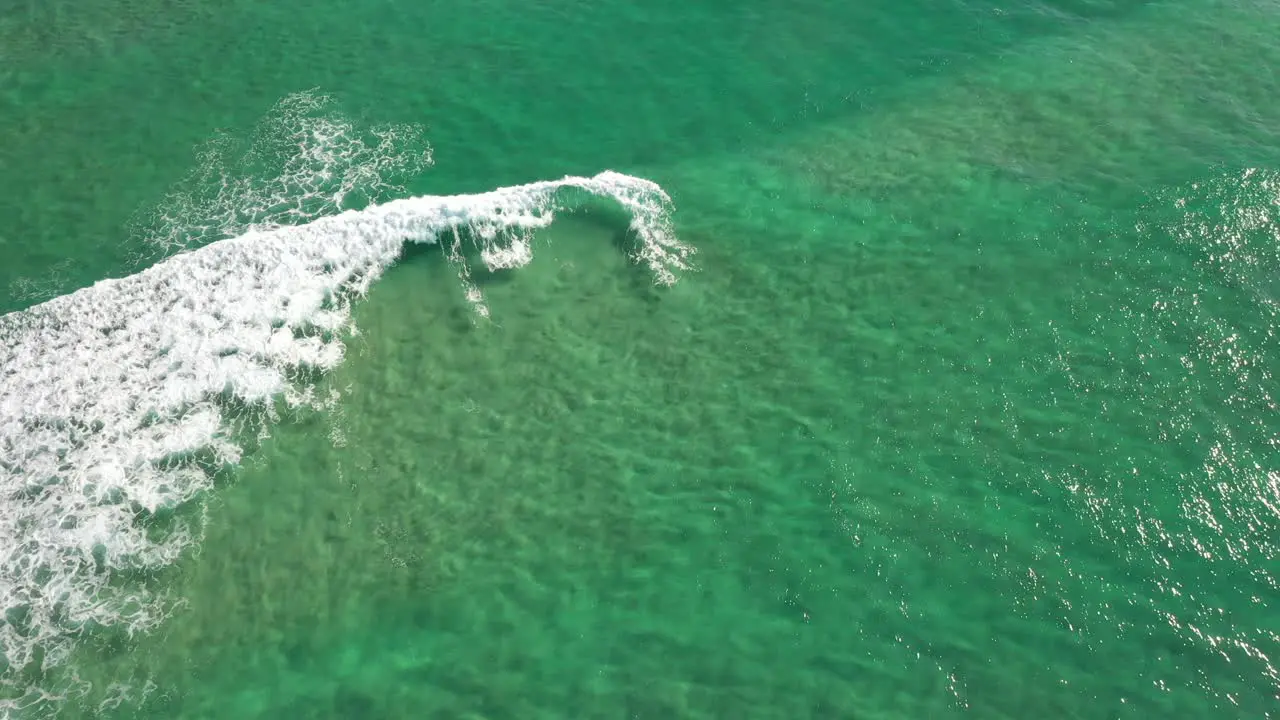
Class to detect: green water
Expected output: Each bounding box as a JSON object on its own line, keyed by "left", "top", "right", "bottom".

{"left": 2, "top": 0, "right": 1278, "bottom": 717}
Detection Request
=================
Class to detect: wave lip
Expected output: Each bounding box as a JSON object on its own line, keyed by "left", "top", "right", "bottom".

{"left": 0, "top": 170, "right": 692, "bottom": 692}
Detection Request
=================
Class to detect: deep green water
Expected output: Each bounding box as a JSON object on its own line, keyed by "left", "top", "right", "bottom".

{"left": 1, "top": 0, "right": 1278, "bottom": 718}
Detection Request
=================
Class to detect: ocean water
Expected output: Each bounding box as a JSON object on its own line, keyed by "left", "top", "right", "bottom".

{"left": 1, "top": 0, "right": 1278, "bottom": 718}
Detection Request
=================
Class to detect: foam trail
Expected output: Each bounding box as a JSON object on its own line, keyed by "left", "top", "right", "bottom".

{"left": 0, "top": 171, "right": 692, "bottom": 694}
{"left": 130, "top": 90, "right": 435, "bottom": 257}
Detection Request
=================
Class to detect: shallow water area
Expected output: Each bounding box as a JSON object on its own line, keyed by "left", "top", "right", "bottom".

{"left": 2, "top": 0, "right": 1279, "bottom": 718}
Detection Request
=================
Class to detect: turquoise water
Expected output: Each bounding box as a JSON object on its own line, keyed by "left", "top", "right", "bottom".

{"left": 1, "top": 0, "right": 1278, "bottom": 717}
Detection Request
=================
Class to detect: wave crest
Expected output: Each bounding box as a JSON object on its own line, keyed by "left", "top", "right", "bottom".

{"left": 0, "top": 170, "right": 692, "bottom": 694}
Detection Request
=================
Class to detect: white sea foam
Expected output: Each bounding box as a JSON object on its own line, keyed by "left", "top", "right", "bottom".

{"left": 8, "top": 92, "right": 432, "bottom": 311}
{"left": 0, "top": 170, "right": 693, "bottom": 699}
{"left": 130, "top": 90, "right": 435, "bottom": 257}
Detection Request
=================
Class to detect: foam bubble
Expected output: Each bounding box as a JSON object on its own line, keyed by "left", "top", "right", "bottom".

{"left": 0, "top": 170, "right": 693, "bottom": 702}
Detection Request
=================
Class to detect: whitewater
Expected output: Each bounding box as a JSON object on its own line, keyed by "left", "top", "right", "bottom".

{"left": 0, "top": 171, "right": 693, "bottom": 701}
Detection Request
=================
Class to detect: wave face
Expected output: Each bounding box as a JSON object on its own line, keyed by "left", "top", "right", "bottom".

{"left": 0, "top": 171, "right": 692, "bottom": 694}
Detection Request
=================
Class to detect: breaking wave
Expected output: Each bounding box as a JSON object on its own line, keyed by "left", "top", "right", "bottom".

{"left": 0, "top": 169, "right": 693, "bottom": 707}
{"left": 7, "top": 91, "right": 432, "bottom": 311}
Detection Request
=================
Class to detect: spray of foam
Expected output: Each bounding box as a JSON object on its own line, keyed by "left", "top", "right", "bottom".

{"left": 0, "top": 170, "right": 692, "bottom": 707}
{"left": 129, "top": 90, "right": 434, "bottom": 257}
